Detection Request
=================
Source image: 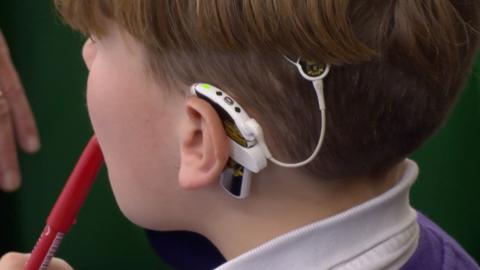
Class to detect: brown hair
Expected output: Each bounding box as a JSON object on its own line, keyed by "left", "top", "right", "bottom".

{"left": 55, "top": 0, "right": 480, "bottom": 179}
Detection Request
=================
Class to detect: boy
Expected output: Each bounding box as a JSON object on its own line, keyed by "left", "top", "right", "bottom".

{"left": 1, "top": 0, "right": 479, "bottom": 269}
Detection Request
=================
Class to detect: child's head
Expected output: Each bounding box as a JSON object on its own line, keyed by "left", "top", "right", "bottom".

{"left": 55, "top": 0, "right": 479, "bottom": 230}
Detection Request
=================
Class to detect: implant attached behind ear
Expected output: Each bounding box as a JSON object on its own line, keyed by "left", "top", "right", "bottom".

{"left": 191, "top": 83, "right": 267, "bottom": 198}
{"left": 191, "top": 58, "right": 329, "bottom": 199}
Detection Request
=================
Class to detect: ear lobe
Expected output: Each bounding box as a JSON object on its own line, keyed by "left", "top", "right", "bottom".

{"left": 179, "top": 97, "right": 229, "bottom": 190}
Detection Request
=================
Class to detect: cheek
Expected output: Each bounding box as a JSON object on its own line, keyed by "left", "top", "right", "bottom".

{"left": 86, "top": 66, "right": 183, "bottom": 228}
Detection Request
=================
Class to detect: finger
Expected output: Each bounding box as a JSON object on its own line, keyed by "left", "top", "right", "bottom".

{"left": 0, "top": 252, "right": 28, "bottom": 269}
{"left": 0, "top": 253, "right": 74, "bottom": 270}
{"left": 0, "top": 30, "right": 40, "bottom": 153}
{"left": 49, "top": 257, "right": 75, "bottom": 270}
{"left": 0, "top": 98, "right": 21, "bottom": 192}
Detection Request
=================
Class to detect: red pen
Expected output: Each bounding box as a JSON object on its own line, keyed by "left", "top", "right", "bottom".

{"left": 24, "top": 136, "right": 104, "bottom": 270}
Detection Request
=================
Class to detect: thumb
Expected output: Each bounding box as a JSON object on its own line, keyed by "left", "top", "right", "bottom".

{"left": 48, "top": 256, "right": 74, "bottom": 270}
{"left": 0, "top": 252, "right": 73, "bottom": 270}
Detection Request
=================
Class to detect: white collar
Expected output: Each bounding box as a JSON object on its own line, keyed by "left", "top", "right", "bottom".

{"left": 215, "top": 159, "right": 420, "bottom": 270}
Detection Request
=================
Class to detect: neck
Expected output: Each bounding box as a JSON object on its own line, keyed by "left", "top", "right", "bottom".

{"left": 197, "top": 162, "right": 405, "bottom": 260}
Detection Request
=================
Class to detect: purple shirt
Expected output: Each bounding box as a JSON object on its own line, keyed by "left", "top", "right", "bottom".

{"left": 401, "top": 212, "right": 479, "bottom": 270}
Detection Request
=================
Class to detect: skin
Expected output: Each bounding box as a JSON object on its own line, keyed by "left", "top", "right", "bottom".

{"left": 0, "top": 253, "right": 72, "bottom": 270}
{"left": 0, "top": 30, "right": 40, "bottom": 192}
{"left": 0, "top": 23, "right": 402, "bottom": 269}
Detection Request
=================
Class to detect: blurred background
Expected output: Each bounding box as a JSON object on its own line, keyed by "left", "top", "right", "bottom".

{"left": 0, "top": 1, "right": 478, "bottom": 269}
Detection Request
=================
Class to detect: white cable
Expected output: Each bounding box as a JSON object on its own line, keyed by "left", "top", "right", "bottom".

{"left": 253, "top": 79, "right": 327, "bottom": 168}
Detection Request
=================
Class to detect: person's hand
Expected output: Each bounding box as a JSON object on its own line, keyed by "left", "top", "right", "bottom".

{"left": 0, "top": 252, "right": 73, "bottom": 270}
{"left": 0, "top": 30, "right": 40, "bottom": 192}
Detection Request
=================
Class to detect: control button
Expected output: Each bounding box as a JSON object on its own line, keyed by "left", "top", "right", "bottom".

{"left": 224, "top": 96, "right": 234, "bottom": 105}
{"left": 234, "top": 107, "right": 241, "bottom": 113}
{"left": 216, "top": 91, "right": 223, "bottom": 96}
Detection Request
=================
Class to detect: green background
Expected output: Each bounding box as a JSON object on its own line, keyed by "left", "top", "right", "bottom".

{"left": 0, "top": 1, "right": 479, "bottom": 269}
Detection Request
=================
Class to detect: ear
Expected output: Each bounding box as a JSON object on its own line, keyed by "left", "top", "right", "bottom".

{"left": 179, "top": 97, "right": 230, "bottom": 190}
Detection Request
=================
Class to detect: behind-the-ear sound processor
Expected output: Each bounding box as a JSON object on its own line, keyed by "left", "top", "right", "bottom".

{"left": 191, "top": 59, "right": 329, "bottom": 199}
